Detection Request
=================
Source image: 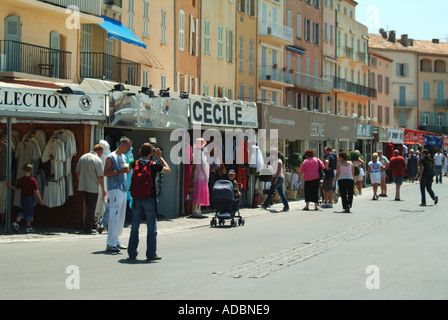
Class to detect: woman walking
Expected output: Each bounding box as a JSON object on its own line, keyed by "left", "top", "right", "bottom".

{"left": 334, "top": 151, "right": 355, "bottom": 213}
{"left": 367, "top": 153, "right": 383, "bottom": 200}
{"left": 299, "top": 149, "right": 324, "bottom": 211}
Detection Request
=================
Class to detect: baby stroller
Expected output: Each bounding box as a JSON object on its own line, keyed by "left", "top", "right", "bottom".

{"left": 210, "top": 180, "right": 245, "bottom": 227}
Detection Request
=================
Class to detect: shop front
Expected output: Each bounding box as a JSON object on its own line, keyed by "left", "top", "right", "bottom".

{"left": 0, "top": 82, "right": 106, "bottom": 231}
{"left": 103, "top": 87, "right": 189, "bottom": 220}
{"left": 257, "top": 104, "right": 357, "bottom": 197}
{"left": 187, "top": 97, "right": 259, "bottom": 210}
{"left": 355, "top": 123, "right": 374, "bottom": 163}
{"left": 258, "top": 104, "right": 357, "bottom": 156}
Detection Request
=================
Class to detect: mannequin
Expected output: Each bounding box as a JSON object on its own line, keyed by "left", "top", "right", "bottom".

{"left": 192, "top": 138, "right": 209, "bottom": 217}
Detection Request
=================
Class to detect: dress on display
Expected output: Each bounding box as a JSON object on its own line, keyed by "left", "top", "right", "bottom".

{"left": 192, "top": 138, "right": 209, "bottom": 207}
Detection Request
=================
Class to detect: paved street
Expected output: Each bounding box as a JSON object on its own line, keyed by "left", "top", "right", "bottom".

{"left": 1, "top": 181, "right": 447, "bottom": 300}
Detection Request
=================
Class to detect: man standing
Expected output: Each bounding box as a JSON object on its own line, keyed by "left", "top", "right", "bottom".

{"left": 104, "top": 137, "right": 132, "bottom": 252}
{"left": 387, "top": 150, "right": 407, "bottom": 201}
{"left": 76, "top": 144, "right": 107, "bottom": 234}
{"left": 377, "top": 150, "right": 389, "bottom": 197}
{"left": 419, "top": 149, "right": 438, "bottom": 206}
{"left": 127, "top": 143, "right": 170, "bottom": 261}
{"left": 322, "top": 146, "right": 337, "bottom": 208}
{"left": 433, "top": 149, "right": 444, "bottom": 184}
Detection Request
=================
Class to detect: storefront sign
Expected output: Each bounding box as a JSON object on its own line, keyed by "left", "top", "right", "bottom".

{"left": 357, "top": 123, "right": 373, "bottom": 139}
{"left": 425, "top": 135, "right": 443, "bottom": 147}
{"left": 109, "top": 93, "right": 188, "bottom": 130}
{"left": 259, "top": 104, "right": 357, "bottom": 141}
{"left": 404, "top": 129, "right": 425, "bottom": 145}
{"left": 0, "top": 86, "right": 105, "bottom": 119}
{"left": 190, "top": 99, "right": 258, "bottom": 128}
{"left": 387, "top": 127, "right": 404, "bottom": 144}
{"left": 443, "top": 136, "right": 448, "bottom": 147}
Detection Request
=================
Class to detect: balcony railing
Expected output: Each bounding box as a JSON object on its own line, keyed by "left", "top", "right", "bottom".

{"left": 419, "top": 125, "right": 448, "bottom": 134}
{"left": 394, "top": 99, "right": 417, "bottom": 107}
{"left": 259, "top": 21, "right": 293, "bottom": 44}
{"left": 80, "top": 52, "right": 140, "bottom": 86}
{"left": 258, "top": 65, "right": 294, "bottom": 86}
{"left": 104, "top": 0, "right": 122, "bottom": 7}
{"left": 434, "top": 99, "right": 448, "bottom": 107}
{"left": 337, "top": 46, "right": 368, "bottom": 64}
{"left": 38, "top": 0, "right": 102, "bottom": 16}
{"left": 0, "top": 40, "right": 71, "bottom": 79}
{"left": 294, "top": 72, "right": 332, "bottom": 93}
{"left": 333, "top": 76, "right": 377, "bottom": 98}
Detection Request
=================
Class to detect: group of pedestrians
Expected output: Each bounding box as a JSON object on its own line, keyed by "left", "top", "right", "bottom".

{"left": 76, "top": 138, "right": 171, "bottom": 261}
{"left": 292, "top": 146, "right": 442, "bottom": 214}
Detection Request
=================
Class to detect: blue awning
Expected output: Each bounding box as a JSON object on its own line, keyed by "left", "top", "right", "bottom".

{"left": 99, "top": 15, "right": 146, "bottom": 49}
{"left": 286, "top": 45, "right": 306, "bottom": 55}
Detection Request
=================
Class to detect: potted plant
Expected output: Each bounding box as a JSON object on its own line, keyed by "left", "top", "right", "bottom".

{"left": 282, "top": 66, "right": 288, "bottom": 72}
{"left": 273, "top": 64, "right": 278, "bottom": 69}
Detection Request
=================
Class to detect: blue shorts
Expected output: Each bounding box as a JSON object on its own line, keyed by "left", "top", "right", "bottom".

{"left": 394, "top": 177, "right": 404, "bottom": 185}
{"left": 18, "top": 197, "right": 35, "bottom": 222}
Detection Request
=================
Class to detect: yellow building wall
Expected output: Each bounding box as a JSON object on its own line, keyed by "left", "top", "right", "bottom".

{"left": 201, "top": 0, "right": 236, "bottom": 98}
{"left": 0, "top": 0, "right": 86, "bottom": 83}
{"left": 235, "top": 8, "right": 257, "bottom": 102}
{"left": 120, "top": 0, "right": 175, "bottom": 91}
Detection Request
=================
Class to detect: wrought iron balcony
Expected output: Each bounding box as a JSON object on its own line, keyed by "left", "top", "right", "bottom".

{"left": 80, "top": 52, "right": 140, "bottom": 86}
{"left": 37, "top": 0, "right": 102, "bottom": 16}
{"left": 258, "top": 65, "right": 294, "bottom": 88}
{"left": 419, "top": 125, "right": 448, "bottom": 134}
{"left": 394, "top": 99, "right": 417, "bottom": 108}
{"left": 434, "top": 99, "right": 448, "bottom": 107}
{"left": 259, "top": 22, "right": 294, "bottom": 45}
{"left": 293, "top": 72, "right": 332, "bottom": 93}
{"left": 332, "top": 76, "right": 377, "bottom": 98}
{"left": 0, "top": 40, "right": 71, "bottom": 79}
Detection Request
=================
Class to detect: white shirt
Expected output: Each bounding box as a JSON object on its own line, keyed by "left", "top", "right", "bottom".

{"left": 434, "top": 153, "right": 443, "bottom": 166}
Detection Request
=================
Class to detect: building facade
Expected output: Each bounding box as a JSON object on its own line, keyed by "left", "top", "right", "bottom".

{"left": 369, "top": 32, "right": 448, "bottom": 134}
{"left": 201, "top": 0, "right": 236, "bottom": 98}
{"left": 235, "top": 0, "right": 258, "bottom": 103}
{"left": 257, "top": 0, "right": 293, "bottom": 106}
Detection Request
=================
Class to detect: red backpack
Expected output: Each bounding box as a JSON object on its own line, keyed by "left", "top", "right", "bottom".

{"left": 130, "top": 159, "right": 154, "bottom": 198}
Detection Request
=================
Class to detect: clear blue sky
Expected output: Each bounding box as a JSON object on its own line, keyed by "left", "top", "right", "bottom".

{"left": 355, "top": 0, "right": 448, "bottom": 42}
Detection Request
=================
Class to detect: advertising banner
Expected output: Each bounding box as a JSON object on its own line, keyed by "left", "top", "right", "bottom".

{"left": 403, "top": 129, "right": 425, "bottom": 145}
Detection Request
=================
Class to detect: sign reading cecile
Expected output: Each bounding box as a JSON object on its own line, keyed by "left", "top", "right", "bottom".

{"left": 190, "top": 99, "right": 258, "bottom": 128}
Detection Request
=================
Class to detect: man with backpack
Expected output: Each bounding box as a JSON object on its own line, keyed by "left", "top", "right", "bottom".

{"left": 127, "top": 143, "right": 171, "bottom": 261}
{"left": 322, "top": 146, "right": 337, "bottom": 208}
{"left": 419, "top": 149, "right": 438, "bottom": 207}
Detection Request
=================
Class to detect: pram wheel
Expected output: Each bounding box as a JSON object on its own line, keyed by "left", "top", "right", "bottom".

{"left": 210, "top": 218, "right": 217, "bottom": 227}
{"left": 238, "top": 219, "right": 245, "bottom": 226}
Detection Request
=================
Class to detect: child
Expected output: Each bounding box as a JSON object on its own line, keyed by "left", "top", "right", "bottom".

{"left": 6, "top": 164, "right": 44, "bottom": 233}
{"left": 227, "top": 169, "right": 241, "bottom": 198}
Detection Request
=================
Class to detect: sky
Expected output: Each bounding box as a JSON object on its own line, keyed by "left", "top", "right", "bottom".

{"left": 355, "top": 0, "right": 448, "bottom": 42}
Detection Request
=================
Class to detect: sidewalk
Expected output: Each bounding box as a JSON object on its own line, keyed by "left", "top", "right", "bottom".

{"left": 0, "top": 183, "right": 384, "bottom": 244}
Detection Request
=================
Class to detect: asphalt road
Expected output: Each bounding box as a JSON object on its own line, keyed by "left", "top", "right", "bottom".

{"left": 1, "top": 181, "right": 447, "bottom": 300}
